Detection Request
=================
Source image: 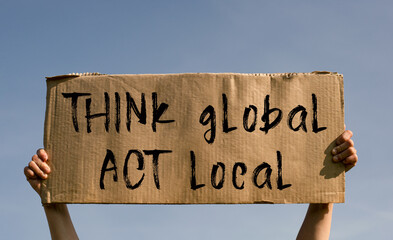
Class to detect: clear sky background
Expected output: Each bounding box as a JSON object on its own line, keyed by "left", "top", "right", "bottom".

{"left": 1, "top": 0, "right": 392, "bottom": 239}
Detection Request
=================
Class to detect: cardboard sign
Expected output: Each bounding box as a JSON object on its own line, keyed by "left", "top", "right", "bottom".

{"left": 41, "top": 72, "right": 345, "bottom": 204}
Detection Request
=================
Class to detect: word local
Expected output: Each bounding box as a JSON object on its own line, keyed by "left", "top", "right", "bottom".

{"left": 99, "top": 149, "right": 291, "bottom": 191}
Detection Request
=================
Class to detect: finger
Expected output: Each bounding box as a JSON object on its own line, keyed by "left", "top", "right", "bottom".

{"left": 24, "top": 166, "right": 37, "bottom": 179}
{"left": 32, "top": 154, "right": 51, "bottom": 174}
{"left": 335, "top": 130, "right": 353, "bottom": 145}
{"left": 332, "top": 139, "right": 354, "bottom": 155}
{"left": 344, "top": 154, "right": 357, "bottom": 172}
{"left": 28, "top": 160, "right": 48, "bottom": 179}
{"left": 333, "top": 147, "right": 357, "bottom": 162}
{"left": 36, "top": 148, "right": 48, "bottom": 162}
{"left": 343, "top": 153, "right": 358, "bottom": 165}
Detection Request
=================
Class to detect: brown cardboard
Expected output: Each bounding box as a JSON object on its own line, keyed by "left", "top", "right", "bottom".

{"left": 41, "top": 72, "right": 345, "bottom": 204}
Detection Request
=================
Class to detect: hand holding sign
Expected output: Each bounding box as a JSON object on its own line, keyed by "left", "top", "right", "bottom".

{"left": 332, "top": 130, "right": 358, "bottom": 172}
{"left": 24, "top": 149, "right": 50, "bottom": 195}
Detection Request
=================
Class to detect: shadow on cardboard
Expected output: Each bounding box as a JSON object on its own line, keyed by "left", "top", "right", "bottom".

{"left": 320, "top": 140, "right": 345, "bottom": 179}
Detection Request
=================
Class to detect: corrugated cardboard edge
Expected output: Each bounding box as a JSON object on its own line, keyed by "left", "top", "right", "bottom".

{"left": 45, "top": 71, "right": 342, "bottom": 81}
{"left": 337, "top": 72, "right": 345, "bottom": 202}
{"left": 46, "top": 72, "right": 106, "bottom": 80}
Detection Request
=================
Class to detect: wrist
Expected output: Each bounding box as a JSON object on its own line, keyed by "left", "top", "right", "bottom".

{"left": 307, "top": 203, "right": 333, "bottom": 216}
{"left": 43, "top": 203, "right": 68, "bottom": 212}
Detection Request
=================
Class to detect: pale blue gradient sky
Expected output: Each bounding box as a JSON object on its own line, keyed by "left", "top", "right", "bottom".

{"left": 1, "top": 1, "right": 392, "bottom": 239}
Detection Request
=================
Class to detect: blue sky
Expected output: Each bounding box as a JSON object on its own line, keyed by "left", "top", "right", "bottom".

{"left": 1, "top": 0, "right": 392, "bottom": 239}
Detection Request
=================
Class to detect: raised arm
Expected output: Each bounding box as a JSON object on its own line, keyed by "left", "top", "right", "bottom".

{"left": 296, "top": 130, "right": 358, "bottom": 240}
{"left": 24, "top": 149, "right": 79, "bottom": 240}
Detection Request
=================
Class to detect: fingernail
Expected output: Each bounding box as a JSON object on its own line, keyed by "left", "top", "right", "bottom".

{"left": 332, "top": 148, "right": 337, "bottom": 155}
{"left": 333, "top": 156, "right": 338, "bottom": 162}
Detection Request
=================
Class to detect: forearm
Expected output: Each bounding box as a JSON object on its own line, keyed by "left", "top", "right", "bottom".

{"left": 44, "top": 204, "right": 78, "bottom": 240}
{"left": 296, "top": 203, "right": 333, "bottom": 240}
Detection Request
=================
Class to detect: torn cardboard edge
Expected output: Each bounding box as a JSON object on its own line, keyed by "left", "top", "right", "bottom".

{"left": 46, "top": 71, "right": 342, "bottom": 80}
